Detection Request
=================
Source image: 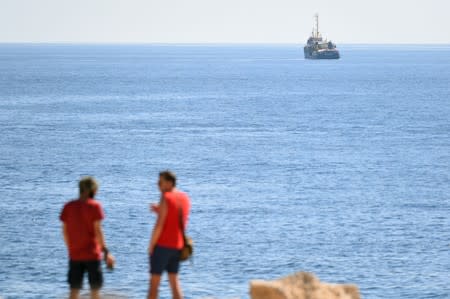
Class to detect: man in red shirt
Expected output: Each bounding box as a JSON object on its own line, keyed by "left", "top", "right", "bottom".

{"left": 148, "top": 171, "right": 191, "bottom": 299}
{"left": 60, "top": 177, "right": 115, "bottom": 299}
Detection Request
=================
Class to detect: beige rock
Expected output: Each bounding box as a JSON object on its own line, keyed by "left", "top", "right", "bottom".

{"left": 250, "top": 272, "right": 360, "bottom": 299}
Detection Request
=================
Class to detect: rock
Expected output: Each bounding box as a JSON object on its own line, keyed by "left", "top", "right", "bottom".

{"left": 249, "top": 272, "right": 360, "bottom": 299}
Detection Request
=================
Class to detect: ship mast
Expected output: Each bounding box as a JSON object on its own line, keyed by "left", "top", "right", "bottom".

{"left": 314, "top": 13, "right": 319, "bottom": 38}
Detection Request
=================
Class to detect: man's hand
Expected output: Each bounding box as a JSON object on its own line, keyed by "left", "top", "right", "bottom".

{"left": 105, "top": 253, "right": 115, "bottom": 270}
{"left": 150, "top": 203, "right": 160, "bottom": 214}
{"left": 148, "top": 244, "right": 155, "bottom": 256}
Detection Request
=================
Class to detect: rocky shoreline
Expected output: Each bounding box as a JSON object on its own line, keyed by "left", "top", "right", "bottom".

{"left": 250, "top": 272, "right": 359, "bottom": 299}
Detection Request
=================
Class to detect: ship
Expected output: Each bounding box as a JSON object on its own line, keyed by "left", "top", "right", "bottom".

{"left": 304, "top": 14, "right": 340, "bottom": 59}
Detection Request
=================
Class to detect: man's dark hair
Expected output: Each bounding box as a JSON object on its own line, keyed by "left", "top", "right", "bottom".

{"left": 159, "top": 170, "right": 177, "bottom": 186}
{"left": 79, "top": 176, "right": 99, "bottom": 197}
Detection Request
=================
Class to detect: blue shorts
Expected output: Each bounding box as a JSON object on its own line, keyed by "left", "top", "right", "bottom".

{"left": 68, "top": 260, "right": 103, "bottom": 290}
{"left": 150, "top": 245, "right": 181, "bottom": 274}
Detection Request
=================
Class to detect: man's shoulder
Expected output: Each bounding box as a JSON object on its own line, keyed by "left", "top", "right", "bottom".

{"left": 180, "top": 191, "right": 190, "bottom": 201}
{"left": 86, "top": 199, "right": 103, "bottom": 210}
{"left": 63, "top": 199, "right": 79, "bottom": 209}
{"left": 162, "top": 191, "right": 189, "bottom": 208}
{"left": 60, "top": 199, "right": 79, "bottom": 221}
{"left": 164, "top": 190, "right": 189, "bottom": 199}
{"left": 176, "top": 191, "right": 191, "bottom": 206}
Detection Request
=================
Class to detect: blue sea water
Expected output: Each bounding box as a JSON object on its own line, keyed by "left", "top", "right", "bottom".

{"left": 0, "top": 44, "right": 449, "bottom": 299}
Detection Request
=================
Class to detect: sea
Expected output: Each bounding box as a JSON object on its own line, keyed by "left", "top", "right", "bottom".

{"left": 0, "top": 44, "right": 449, "bottom": 299}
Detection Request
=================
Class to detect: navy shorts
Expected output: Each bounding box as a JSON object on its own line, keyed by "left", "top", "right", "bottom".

{"left": 68, "top": 260, "right": 103, "bottom": 290}
{"left": 150, "top": 245, "right": 181, "bottom": 274}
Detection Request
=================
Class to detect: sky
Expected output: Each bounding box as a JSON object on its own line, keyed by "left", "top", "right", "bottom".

{"left": 1, "top": 0, "right": 449, "bottom": 44}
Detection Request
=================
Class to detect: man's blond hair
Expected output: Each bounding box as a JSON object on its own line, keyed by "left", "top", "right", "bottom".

{"left": 79, "top": 176, "right": 99, "bottom": 195}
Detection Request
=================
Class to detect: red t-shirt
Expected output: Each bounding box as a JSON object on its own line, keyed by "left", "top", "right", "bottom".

{"left": 157, "top": 191, "right": 191, "bottom": 250}
{"left": 60, "top": 198, "right": 104, "bottom": 261}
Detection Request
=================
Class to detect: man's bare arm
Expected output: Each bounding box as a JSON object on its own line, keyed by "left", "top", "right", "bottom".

{"left": 94, "top": 221, "right": 106, "bottom": 250}
{"left": 149, "top": 197, "right": 168, "bottom": 254}
{"left": 94, "top": 221, "right": 115, "bottom": 268}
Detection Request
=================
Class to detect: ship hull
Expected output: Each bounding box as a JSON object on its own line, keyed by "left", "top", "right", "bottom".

{"left": 304, "top": 47, "right": 340, "bottom": 59}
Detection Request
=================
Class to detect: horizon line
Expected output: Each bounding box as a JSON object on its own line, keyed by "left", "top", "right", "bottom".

{"left": 0, "top": 42, "right": 449, "bottom": 46}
